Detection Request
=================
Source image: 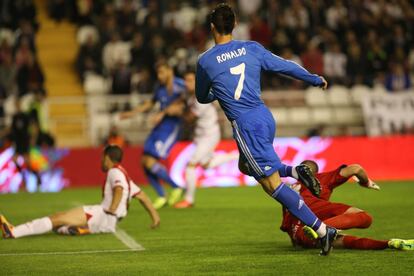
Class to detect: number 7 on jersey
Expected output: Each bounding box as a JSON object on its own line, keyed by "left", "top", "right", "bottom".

{"left": 230, "top": 63, "right": 245, "bottom": 100}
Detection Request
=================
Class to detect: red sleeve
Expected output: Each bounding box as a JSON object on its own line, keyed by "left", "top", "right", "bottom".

{"left": 317, "top": 165, "right": 349, "bottom": 187}
{"left": 316, "top": 165, "right": 350, "bottom": 200}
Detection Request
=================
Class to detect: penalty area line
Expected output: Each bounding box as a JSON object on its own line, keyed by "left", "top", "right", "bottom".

{"left": 70, "top": 201, "right": 145, "bottom": 251}
{"left": 114, "top": 228, "right": 145, "bottom": 251}
{"left": 0, "top": 249, "right": 140, "bottom": 256}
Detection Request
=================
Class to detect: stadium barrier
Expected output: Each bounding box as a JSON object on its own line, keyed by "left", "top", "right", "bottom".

{"left": 362, "top": 92, "right": 414, "bottom": 136}
{"left": 1, "top": 135, "right": 413, "bottom": 193}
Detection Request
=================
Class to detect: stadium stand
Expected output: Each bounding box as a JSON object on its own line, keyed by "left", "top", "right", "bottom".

{"left": 2, "top": 1, "right": 413, "bottom": 146}
{"left": 72, "top": 0, "right": 413, "bottom": 145}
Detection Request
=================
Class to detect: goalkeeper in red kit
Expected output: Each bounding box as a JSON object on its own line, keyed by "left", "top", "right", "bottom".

{"left": 280, "top": 160, "right": 413, "bottom": 251}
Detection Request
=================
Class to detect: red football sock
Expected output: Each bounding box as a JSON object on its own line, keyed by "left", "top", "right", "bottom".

{"left": 342, "top": 235, "right": 389, "bottom": 250}
{"left": 324, "top": 212, "right": 372, "bottom": 230}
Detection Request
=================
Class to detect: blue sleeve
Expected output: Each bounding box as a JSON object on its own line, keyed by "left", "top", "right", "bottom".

{"left": 152, "top": 86, "right": 159, "bottom": 103}
{"left": 255, "top": 43, "right": 323, "bottom": 87}
{"left": 195, "top": 62, "right": 216, "bottom": 104}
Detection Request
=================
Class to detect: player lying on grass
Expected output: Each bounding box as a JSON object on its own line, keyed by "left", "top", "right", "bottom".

{"left": 174, "top": 71, "right": 239, "bottom": 208}
{"left": 0, "top": 145, "right": 160, "bottom": 239}
{"left": 196, "top": 3, "right": 336, "bottom": 255}
{"left": 280, "top": 160, "right": 413, "bottom": 251}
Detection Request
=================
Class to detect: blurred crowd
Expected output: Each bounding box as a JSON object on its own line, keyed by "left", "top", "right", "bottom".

{"left": 65, "top": 0, "right": 414, "bottom": 95}
{"left": 0, "top": 0, "right": 53, "bottom": 154}
{"left": 0, "top": 0, "right": 46, "bottom": 98}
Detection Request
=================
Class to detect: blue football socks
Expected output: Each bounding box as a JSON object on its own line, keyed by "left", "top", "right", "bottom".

{"left": 144, "top": 168, "right": 165, "bottom": 197}
{"left": 272, "top": 183, "right": 323, "bottom": 233}
{"left": 278, "top": 165, "right": 293, "bottom": 178}
{"left": 150, "top": 163, "right": 179, "bottom": 189}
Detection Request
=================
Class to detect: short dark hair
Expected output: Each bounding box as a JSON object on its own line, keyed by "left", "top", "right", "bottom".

{"left": 103, "top": 145, "right": 123, "bottom": 163}
{"left": 155, "top": 59, "right": 171, "bottom": 70}
{"left": 210, "top": 3, "right": 235, "bottom": 35}
{"left": 301, "top": 160, "right": 319, "bottom": 174}
{"left": 184, "top": 69, "right": 195, "bottom": 76}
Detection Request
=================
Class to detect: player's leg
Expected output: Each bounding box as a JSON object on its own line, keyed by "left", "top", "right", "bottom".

{"left": 296, "top": 231, "right": 390, "bottom": 250}
{"left": 174, "top": 162, "right": 197, "bottom": 208}
{"left": 144, "top": 125, "right": 183, "bottom": 207}
{"left": 49, "top": 207, "right": 88, "bottom": 228}
{"left": 54, "top": 225, "right": 90, "bottom": 235}
{"left": 233, "top": 107, "right": 336, "bottom": 255}
{"left": 260, "top": 173, "right": 337, "bottom": 255}
{"left": 142, "top": 155, "right": 165, "bottom": 196}
{"left": 277, "top": 163, "right": 321, "bottom": 196}
{"left": 301, "top": 230, "right": 413, "bottom": 251}
{"left": 142, "top": 155, "right": 180, "bottom": 190}
{"left": 142, "top": 156, "right": 183, "bottom": 208}
{"left": 334, "top": 235, "right": 389, "bottom": 250}
{"left": 232, "top": 107, "right": 328, "bottom": 236}
{"left": 142, "top": 129, "right": 179, "bottom": 206}
{"left": 1, "top": 207, "right": 87, "bottom": 239}
{"left": 142, "top": 128, "right": 182, "bottom": 206}
{"left": 141, "top": 154, "right": 168, "bottom": 209}
{"left": 323, "top": 205, "right": 372, "bottom": 230}
{"left": 266, "top": 107, "right": 320, "bottom": 195}
{"left": 175, "top": 134, "right": 225, "bottom": 208}
{"left": 55, "top": 205, "right": 117, "bottom": 236}
{"left": 259, "top": 172, "right": 327, "bottom": 235}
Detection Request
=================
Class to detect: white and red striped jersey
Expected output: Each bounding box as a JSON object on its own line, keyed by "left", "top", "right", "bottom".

{"left": 101, "top": 165, "right": 141, "bottom": 218}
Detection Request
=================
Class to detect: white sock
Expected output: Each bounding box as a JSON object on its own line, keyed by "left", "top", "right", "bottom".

{"left": 184, "top": 166, "right": 197, "bottom": 204}
{"left": 13, "top": 217, "right": 53, "bottom": 238}
{"left": 291, "top": 166, "right": 299, "bottom": 179}
{"left": 206, "top": 152, "right": 239, "bottom": 169}
{"left": 316, "top": 222, "right": 327, "bottom": 238}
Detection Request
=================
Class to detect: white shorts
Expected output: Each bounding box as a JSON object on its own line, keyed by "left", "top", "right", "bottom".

{"left": 83, "top": 205, "right": 117, "bottom": 234}
{"left": 190, "top": 132, "right": 220, "bottom": 165}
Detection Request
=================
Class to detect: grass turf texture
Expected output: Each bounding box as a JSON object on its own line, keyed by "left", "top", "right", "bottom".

{"left": 1, "top": 181, "right": 413, "bottom": 275}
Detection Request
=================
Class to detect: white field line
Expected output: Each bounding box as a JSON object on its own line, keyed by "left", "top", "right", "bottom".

{"left": 0, "top": 200, "right": 146, "bottom": 256}
{"left": 70, "top": 201, "right": 145, "bottom": 251}
{"left": 114, "top": 228, "right": 145, "bottom": 251}
{"left": 0, "top": 249, "right": 140, "bottom": 256}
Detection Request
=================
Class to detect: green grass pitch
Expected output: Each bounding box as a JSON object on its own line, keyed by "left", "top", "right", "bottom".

{"left": 1, "top": 181, "right": 414, "bottom": 275}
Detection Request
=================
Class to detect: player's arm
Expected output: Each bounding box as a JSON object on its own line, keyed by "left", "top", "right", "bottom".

{"left": 195, "top": 62, "right": 216, "bottom": 104}
{"left": 134, "top": 191, "right": 160, "bottom": 229}
{"left": 105, "top": 186, "right": 124, "bottom": 215}
{"left": 163, "top": 98, "right": 186, "bottom": 116}
{"left": 152, "top": 98, "right": 185, "bottom": 125}
{"left": 119, "top": 99, "right": 155, "bottom": 119}
{"left": 339, "top": 164, "right": 380, "bottom": 190}
{"left": 258, "top": 44, "right": 328, "bottom": 89}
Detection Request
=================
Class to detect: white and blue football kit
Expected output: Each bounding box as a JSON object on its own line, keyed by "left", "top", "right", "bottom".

{"left": 143, "top": 77, "right": 185, "bottom": 199}
{"left": 195, "top": 39, "right": 338, "bottom": 255}
{"left": 196, "top": 40, "right": 323, "bottom": 181}
{"left": 143, "top": 78, "right": 186, "bottom": 160}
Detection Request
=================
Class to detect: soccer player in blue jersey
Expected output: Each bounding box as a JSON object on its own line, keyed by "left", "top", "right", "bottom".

{"left": 195, "top": 3, "right": 337, "bottom": 255}
{"left": 120, "top": 62, "right": 185, "bottom": 209}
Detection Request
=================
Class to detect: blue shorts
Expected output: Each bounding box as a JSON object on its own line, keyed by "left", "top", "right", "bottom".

{"left": 232, "top": 105, "right": 283, "bottom": 180}
{"left": 143, "top": 123, "right": 180, "bottom": 160}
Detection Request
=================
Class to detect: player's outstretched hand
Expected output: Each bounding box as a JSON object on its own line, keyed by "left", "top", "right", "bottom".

{"left": 150, "top": 218, "right": 160, "bottom": 229}
{"left": 353, "top": 176, "right": 380, "bottom": 191}
{"left": 365, "top": 179, "right": 381, "bottom": 191}
{"left": 319, "top": 76, "right": 328, "bottom": 90}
